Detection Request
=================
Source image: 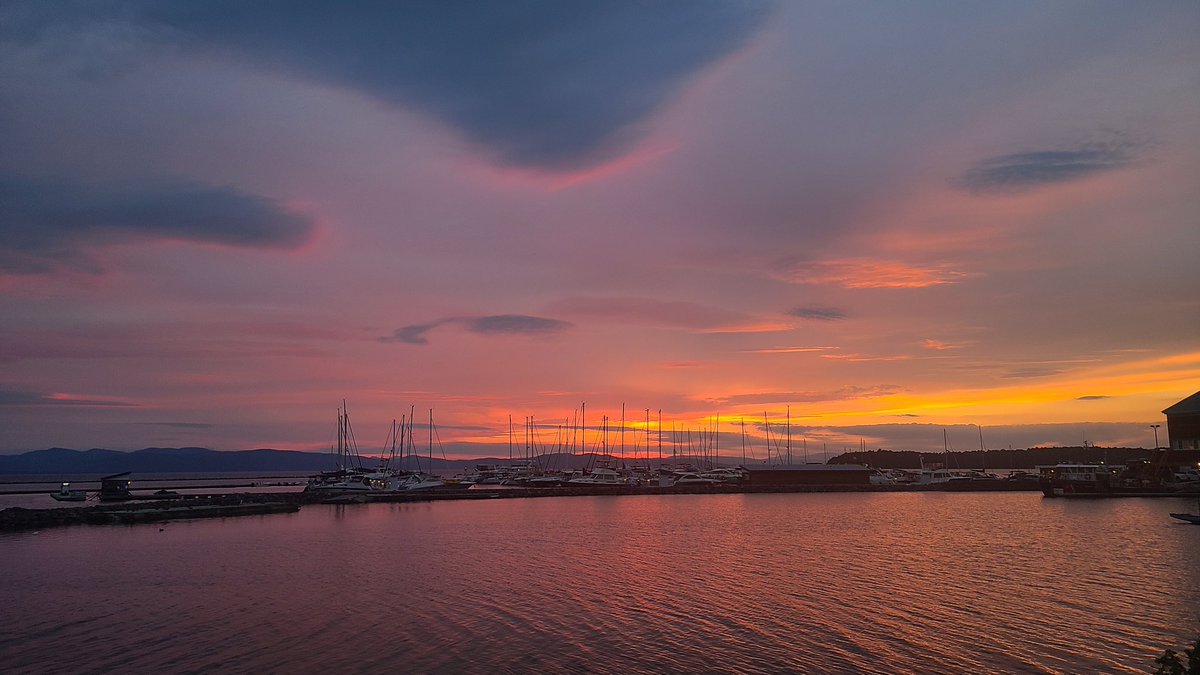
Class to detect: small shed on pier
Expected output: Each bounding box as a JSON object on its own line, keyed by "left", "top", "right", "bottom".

{"left": 99, "top": 472, "right": 133, "bottom": 501}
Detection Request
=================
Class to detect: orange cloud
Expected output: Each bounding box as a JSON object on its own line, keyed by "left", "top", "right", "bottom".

{"left": 701, "top": 322, "right": 794, "bottom": 334}
{"left": 774, "top": 257, "right": 968, "bottom": 288}
{"left": 741, "top": 346, "right": 839, "bottom": 354}
{"left": 821, "top": 353, "right": 911, "bottom": 362}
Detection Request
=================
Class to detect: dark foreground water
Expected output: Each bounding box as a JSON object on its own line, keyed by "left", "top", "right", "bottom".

{"left": 2, "top": 492, "right": 1198, "bottom": 674}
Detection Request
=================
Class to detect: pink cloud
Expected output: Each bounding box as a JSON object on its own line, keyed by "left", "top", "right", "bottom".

{"left": 821, "top": 353, "right": 912, "bottom": 362}
{"left": 773, "top": 257, "right": 968, "bottom": 288}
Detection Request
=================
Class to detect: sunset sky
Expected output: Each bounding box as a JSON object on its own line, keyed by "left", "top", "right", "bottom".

{"left": 1, "top": 1, "right": 1198, "bottom": 458}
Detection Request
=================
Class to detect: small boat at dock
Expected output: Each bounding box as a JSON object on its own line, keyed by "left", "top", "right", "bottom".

{"left": 1171, "top": 496, "right": 1200, "bottom": 524}
{"left": 50, "top": 482, "right": 88, "bottom": 502}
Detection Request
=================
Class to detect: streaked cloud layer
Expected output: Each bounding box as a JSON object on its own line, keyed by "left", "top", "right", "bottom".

{"left": 382, "top": 315, "right": 572, "bottom": 345}
{"left": 957, "top": 138, "right": 1142, "bottom": 193}
{"left": 0, "top": 2, "right": 1197, "bottom": 454}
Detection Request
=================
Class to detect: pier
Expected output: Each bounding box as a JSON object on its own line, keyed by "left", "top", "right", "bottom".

{"left": 0, "top": 479, "right": 1041, "bottom": 532}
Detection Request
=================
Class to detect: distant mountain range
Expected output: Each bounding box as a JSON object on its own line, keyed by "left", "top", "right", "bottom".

{"left": 0, "top": 447, "right": 339, "bottom": 474}
{"left": 0, "top": 447, "right": 639, "bottom": 475}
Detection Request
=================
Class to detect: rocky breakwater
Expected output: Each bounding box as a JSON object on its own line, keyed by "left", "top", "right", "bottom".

{"left": 0, "top": 493, "right": 302, "bottom": 531}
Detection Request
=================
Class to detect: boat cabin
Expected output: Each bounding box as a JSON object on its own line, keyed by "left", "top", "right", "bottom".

{"left": 1036, "top": 464, "right": 1120, "bottom": 483}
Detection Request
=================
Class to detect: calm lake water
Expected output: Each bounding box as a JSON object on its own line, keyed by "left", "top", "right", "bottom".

{"left": 2, "top": 492, "right": 1198, "bottom": 674}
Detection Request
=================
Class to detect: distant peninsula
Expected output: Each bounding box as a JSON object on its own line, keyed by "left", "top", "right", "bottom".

{"left": 825, "top": 446, "right": 1151, "bottom": 470}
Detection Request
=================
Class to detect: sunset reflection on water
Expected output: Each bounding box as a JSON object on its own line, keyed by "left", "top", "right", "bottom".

{"left": 3, "top": 492, "right": 1197, "bottom": 673}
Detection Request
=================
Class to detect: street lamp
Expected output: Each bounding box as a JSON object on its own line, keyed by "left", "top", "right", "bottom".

{"left": 1151, "top": 424, "right": 1160, "bottom": 450}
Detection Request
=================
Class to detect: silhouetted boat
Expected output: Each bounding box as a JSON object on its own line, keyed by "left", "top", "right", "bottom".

{"left": 1171, "top": 496, "right": 1200, "bottom": 524}
{"left": 50, "top": 483, "right": 87, "bottom": 502}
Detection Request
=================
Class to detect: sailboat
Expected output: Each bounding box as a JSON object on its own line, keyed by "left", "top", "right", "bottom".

{"left": 915, "top": 430, "right": 956, "bottom": 485}
{"left": 305, "top": 402, "right": 398, "bottom": 493}
{"left": 398, "top": 409, "right": 446, "bottom": 491}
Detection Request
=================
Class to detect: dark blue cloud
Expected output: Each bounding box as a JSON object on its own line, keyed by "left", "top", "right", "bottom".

{"left": 787, "top": 305, "right": 848, "bottom": 321}
{"left": 382, "top": 314, "right": 572, "bottom": 345}
{"left": 465, "top": 314, "right": 571, "bottom": 336}
{"left": 0, "top": 176, "right": 314, "bottom": 274}
{"left": 8, "top": 1, "right": 772, "bottom": 170}
{"left": 958, "top": 140, "right": 1139, "bottom": 193}
{"left": 379, "top": 321, "right": 447, "bottom": 345}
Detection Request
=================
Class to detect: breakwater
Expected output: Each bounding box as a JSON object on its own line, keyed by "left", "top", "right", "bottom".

{"left": 0, "top": 479, "right": 1040, "bottom": 532}
{"left": 0, "top": 494, "right": 299, "bottom": 531}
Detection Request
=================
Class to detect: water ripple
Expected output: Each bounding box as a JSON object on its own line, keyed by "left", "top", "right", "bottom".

{"left": 3, "top": 493, "right": 1198, "bottom": 673}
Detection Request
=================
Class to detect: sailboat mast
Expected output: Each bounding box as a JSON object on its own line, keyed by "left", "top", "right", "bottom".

{"left": 741, "top": 417, "right": 746, "bottom": 465}
{"left": 763, "top": 411, "right": 771, "bottom": 464}
{"left": 657, "top": 410, "right": 663, "bottom": 470}
{"left": 336, "top": 404, "right": 343, "bottom": 472}
{"left": 645, "top": 408, "right": 650, "bottom": 468}
{"left": 714, "top": 414, "right": 720, "bottom": 469}
{"left": 978, "top": 424, "right": 986, "bottom": 473}
{"left": 787, "top": 405, "right": 791, "bottom": 466}
{"left": 620, "top": 403, "right": 625, "bottom": 463}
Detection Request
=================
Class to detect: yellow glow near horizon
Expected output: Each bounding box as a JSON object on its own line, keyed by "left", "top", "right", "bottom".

{"left": 775, "top": 352, "right": 1200, "bottom": 426}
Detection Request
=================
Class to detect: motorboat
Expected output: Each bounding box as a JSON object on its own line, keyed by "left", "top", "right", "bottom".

{"left": 50, "top": 483, "right": 88, "bottom": 502}
{"left": 398, "top": 473, "right": 445, "bottom": 491}
{"left": 673, "top": 473, "right": 721, "bottom": 486}
{"left": 869, "top": 469, "right": 896, "bottom": 485}
{"left": 701, "top": 467, "right": 746, "bottom": 483}
{"left": 566, "top": 467, "right": 630, "bottom": 487}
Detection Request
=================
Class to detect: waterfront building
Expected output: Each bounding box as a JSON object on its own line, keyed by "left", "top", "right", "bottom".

{"left": 99, "top": 472, "right": 134, "bottom": 501}
{"left": 1164, "top": 390, "right": 1200, "bottom": 451}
